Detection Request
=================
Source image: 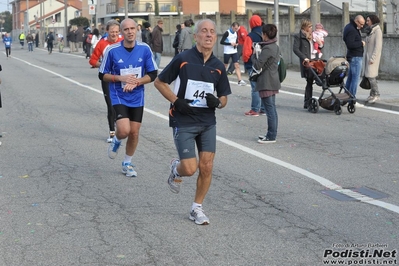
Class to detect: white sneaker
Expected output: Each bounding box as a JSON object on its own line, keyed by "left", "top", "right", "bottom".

{"left": 367, "top": 95, "right": 380, "bottom": 104}
{"left": 122, "top": 162, "right": 137, "bottom": 177}
{"left": 106, "top": 131, "right": 115, "bottom": 143}
{"left": 189, "top": 207, "right": 210, "bottom": 225}
{"left": 238, "top": 80, "right": 247, "bottom": 86}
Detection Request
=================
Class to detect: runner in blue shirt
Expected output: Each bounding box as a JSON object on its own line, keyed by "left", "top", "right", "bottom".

{"left": 3, "top": 33, "right": 12, "bottom": 58}
{"left": 99, "top": 18, "right": 158, "bottom": 177}
{"left": 154, "top": 19, "right": 231, "bottom": 225}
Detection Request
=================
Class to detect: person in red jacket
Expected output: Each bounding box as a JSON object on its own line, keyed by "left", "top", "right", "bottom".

{"left": 242, "top": 15, "right": 265, "bottom": 117}
{"left": 227, "top": 24, "right": 248, "bottom": 75}
{"left": 89, "top": 19, "right": 124, "bottom": 142}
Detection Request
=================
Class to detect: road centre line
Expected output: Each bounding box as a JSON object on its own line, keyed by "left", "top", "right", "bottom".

{"left": 15, "top": 57, "right": 399, "bottom": 215}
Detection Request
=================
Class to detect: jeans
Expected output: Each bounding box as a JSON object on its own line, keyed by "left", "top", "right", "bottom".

{"left": 28, "top": 42, "right": 33, "bottom": 51}
{"left": 153, "top": 52, "right": 162, "bottom": 68}
{"left": 345, "top": 57, "right": 363, "bottom": 97}
{"left": 247, "top": 68, "right": 265, "bottom": 112}
{"left": 261, "top": 94, "right": 278, "bottom": 140}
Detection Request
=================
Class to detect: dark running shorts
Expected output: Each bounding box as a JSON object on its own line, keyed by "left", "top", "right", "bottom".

{"left": 113, "top": 105, "right": 144, "bottom": 123}
{"left": 172, "top": 125, "right": 216, "bottom": 159}
{"left": 223, "top": 53, "right": 239, "bottom": 64}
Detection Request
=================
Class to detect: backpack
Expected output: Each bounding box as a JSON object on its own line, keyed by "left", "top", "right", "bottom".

{"left": 172, "top": 32, "right": 180, "bottom": 48}
{"left": 278, "top": 55, "right": 287, "bottom": 83}
{"left": 86, "top": 34, "right": 93, "bottom": 44}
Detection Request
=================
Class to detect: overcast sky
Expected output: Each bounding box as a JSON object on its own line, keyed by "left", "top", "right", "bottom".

{"left": 0, "top": 0, "right": 10, "bottom": 13}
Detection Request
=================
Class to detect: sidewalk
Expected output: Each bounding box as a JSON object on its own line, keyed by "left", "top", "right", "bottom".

{"left": 159, "top": 55, "right": 399, "bottom": 112}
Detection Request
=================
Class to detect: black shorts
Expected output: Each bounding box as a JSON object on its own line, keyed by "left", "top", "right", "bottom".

{"left": 113, "top": 105, "right": 144, "bottom": 123}
{"left": 223, "top": 53, "right": 239, "bottom": 64}
{"left": 172, "top": 125, "right": 216, "bottom": 159}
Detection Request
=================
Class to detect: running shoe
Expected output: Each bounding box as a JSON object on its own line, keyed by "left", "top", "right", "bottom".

{"left": 238, "top": 80, "right": 247, "bottom": 86}
{"left": 244, "top": 110, "right": 259, "bottom": 117}
{"left": 189, "top": 207, "right": 210, "bottom": 225}
{"left": 168, "top": 159, "right": 182, "bottom": 193}
{"left": 108, "top": 137, "right": 121, "bottom": 159}
{"left": 107, "top": 131, "right": 115, "bottom": 143}
{"left": 122, "top": 162, "right": 137, "bottom": 177}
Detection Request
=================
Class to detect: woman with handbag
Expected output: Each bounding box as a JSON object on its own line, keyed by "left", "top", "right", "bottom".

{"left": 251, "top": 24, "right": 281, "bottom": 144}
{"left": 362, "top": 15, "right": 383, "bottom": 104}
{"left": 293, "top": 19, "right": 324, "bottom": 109}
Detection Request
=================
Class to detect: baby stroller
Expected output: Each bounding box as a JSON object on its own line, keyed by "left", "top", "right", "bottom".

{"left": 304, "top": 56, "right": 356, "bottom": 115}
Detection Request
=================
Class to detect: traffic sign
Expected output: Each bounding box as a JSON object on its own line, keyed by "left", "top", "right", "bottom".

{"left": 88, "top": 0, "right": 97, "bottom": 5}
{"left": 52, "top": 19, "right": 55, "bottom": 24}
{"left": 89, "top": 4, "right": 96, "bottom": 15}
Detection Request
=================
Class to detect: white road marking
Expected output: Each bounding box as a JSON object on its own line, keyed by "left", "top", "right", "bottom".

{"left": 14, "top": 57, "right": 399, "bottom": 215}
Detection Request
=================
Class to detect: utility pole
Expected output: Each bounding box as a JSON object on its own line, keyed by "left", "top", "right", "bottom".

{"left": 125, "top": 0, "right": 128, "bottom": 19}
{"left": 64, "top": 0, "right": 68, "bottom": 42}
{"left": 26, "top": 0, "right": 29, "bottom": 32}
{"left": 274, "top": 0, "right": 279, "bottom": 45}
{"left": 310, "top": 0, "right": 318, "bottom": 25}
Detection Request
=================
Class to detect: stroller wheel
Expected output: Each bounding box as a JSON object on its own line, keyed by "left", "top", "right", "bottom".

{"left": 347, "top": 103, "right": 356, "bottom": 114}
{"left": 334, "top": 101, "right": 342, "bottom": 115}
{"left": 308, "top": 98, "right": 319, "bottom": 113}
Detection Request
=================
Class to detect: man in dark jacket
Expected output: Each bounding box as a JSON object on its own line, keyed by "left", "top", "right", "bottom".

{"left": 151, "top": 19, "right": 164, "bottom": 67}
{"left": 343, "top": 15, "right": 365, "bottom": 99}
{"left": 141, "top": 22, "right": 152, "bottom": 46}
{"left": 242, "top": 15, "right": 265, "bottom": 116}
{"left": 173, "top": 24, "right": 182, "bottom": 56}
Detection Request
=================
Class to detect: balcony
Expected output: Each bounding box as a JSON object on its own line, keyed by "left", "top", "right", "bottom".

{"left": 106, "top": 0, "right": 179, "bottom": 14}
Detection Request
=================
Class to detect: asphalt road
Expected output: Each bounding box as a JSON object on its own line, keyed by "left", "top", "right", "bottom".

{"left": 0, "top": 47, "right": 398, "bottom": 266}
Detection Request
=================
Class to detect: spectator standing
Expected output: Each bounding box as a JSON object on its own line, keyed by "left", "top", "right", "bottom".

{"left": 293, "top": 19, "right": 323, "bottom": 109}
{"left": 82, "top": 28, "right": 91, "bottom": 55}
{"left": 220, "top": 22, "right": 246, "bottom": 86}
{"left": 154, "top": 19, "right": 231, "bottom": 225}
{"left": 90, "top": 28, "right": 101, "bottom": 50}
{"left": 151, "top": 19, "right": 164, "bottom": 67}
{"left": 242, "top": 15, "right": 266, "bottom": 116}
{"left": 343, "top": 15, "right": 365, "bottom": 99}
{"left": 172, "top": 24, "right": 182, "bottom": 56}
{"left": 99, "top": 18, "right": 158, "bottom": 177}
{"left": 89, "top": 20, "right": 123, "bottom": 143}
{"left": 35, "top": 31, "right": 39, "bottom": 47}
{"left": 227, "top": 24, "right": 248, "bottom": 74}
{"left": 68, "top": 26, "right": 78, "bottom": 53}
{"left": 85, "top": 29, "right": 93, "bottom": 59}
{"left": 46, "top": 31, "right": 55, "bottom": 54}
{"left": 3, "top": 33, "right": 12, "bottom": 58}
{"left": 136, "top": 24, "right": 142, "bottom": 42}
{"left": 251, "top": 24, "right": 281, "bottom": 144}
{"left": 141, "top": 22, "right": 152, "bottom": 46}
{"left": 363, "top": 15, "right": 383, "bottom": 104}
{"left": 26, "top": 33, "right": 34, "bottom": 52}
{"left": 178, "top": 20, "right": 193, "bottom": 52}
{"left": 19, "top": 32, "right": 25, "bottom": 49}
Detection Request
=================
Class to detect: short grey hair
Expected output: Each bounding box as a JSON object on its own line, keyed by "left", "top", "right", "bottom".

{"left": 106, "top": 19, "right": 120, "bottom": 31}
{"left": 193, "top": 19, "right": 216, "bottom": 34}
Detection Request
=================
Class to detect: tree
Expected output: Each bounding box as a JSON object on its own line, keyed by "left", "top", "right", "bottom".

{"left": 1, "top": 11, "right": 12, "bottom": 33}
{"left": 69, "top": 17, "right": 90, "bottom": 27}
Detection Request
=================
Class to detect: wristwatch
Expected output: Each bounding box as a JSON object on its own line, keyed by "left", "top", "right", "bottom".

{"left": 217, "top": 102, "right": 222, "bottom": 109}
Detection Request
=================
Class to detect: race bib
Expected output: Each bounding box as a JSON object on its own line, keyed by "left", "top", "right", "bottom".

{"left": 120, "top": 66, "right": 141, "bottom": 88}
{"left": 185, "top": 79, "right": 214, "bottom": 108}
